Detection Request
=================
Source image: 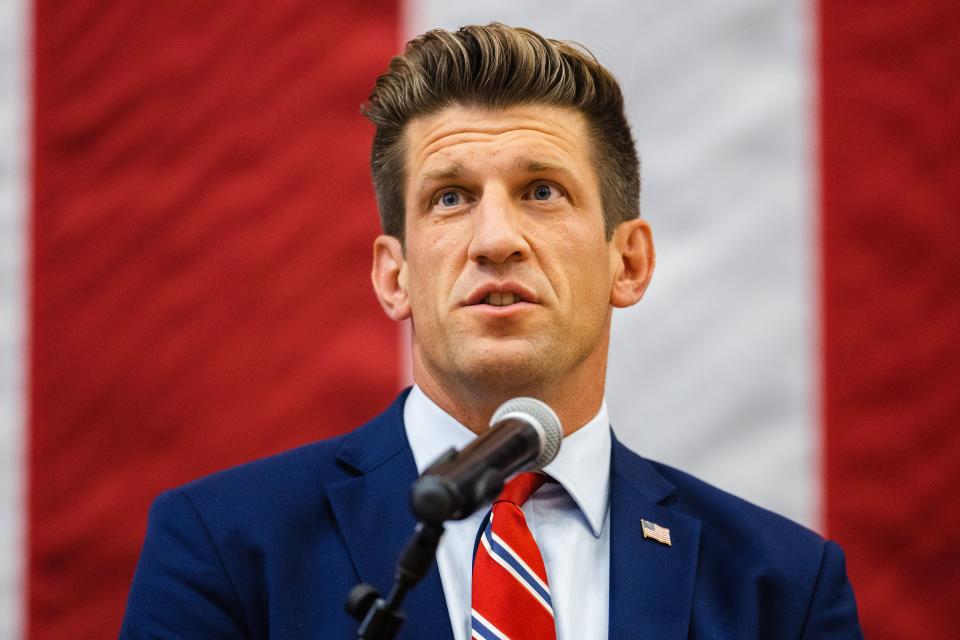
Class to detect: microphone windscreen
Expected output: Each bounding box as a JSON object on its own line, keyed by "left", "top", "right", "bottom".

{"left": 489, "top": 397, "right": 563, "bottom": 470}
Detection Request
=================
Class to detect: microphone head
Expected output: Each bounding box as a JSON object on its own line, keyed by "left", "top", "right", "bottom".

{"left": 490, "top": 397, "right": 563, "bottom": 470}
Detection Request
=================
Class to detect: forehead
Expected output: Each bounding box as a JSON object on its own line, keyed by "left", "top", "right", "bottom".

{"left": 403, "top": 105, "right": 595, "bottom": 182}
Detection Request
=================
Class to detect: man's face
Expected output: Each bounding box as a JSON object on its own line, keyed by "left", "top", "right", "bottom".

{"left": 385, "top": 105, "right": 631, "bottom": 394}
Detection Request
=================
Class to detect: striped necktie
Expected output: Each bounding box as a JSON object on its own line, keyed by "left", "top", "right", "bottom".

{"left": 471, "top": 472, "right": 556, "bottom": 640}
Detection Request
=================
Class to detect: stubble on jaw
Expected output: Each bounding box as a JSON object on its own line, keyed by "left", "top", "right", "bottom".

{"left": 409, "top": 312, "right": 612, "bottom": 434}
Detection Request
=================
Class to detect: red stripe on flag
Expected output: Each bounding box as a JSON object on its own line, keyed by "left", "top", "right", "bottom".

{"left": 819, "top": 2, "right": 960, "bottom": 638}
{"left": 29, "top": 2, "right": 400, "bottom": 637}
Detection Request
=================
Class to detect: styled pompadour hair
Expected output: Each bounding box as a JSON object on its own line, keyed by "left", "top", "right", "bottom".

{"left": 362, "top": 23, "right": 640, "bottom": 241}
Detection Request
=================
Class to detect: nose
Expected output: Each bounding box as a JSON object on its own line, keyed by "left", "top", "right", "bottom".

{"left": 466, "top": 188, "right": 530, "bottom": 265}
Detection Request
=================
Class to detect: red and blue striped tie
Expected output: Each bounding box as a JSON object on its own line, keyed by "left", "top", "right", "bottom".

{"left": 471, "top": 472, "right": 556, "bottom": 640}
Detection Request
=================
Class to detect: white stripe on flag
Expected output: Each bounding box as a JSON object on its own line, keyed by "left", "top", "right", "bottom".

{"left": 0, "top": 0, "right": 30, "bottom": 637}
{"left": 408, "top": 0, "right": 819, "bottom": 528}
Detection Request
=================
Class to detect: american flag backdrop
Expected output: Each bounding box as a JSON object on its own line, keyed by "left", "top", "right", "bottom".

{"left": 1, "top": 1, "right": 958, "bottom": 638}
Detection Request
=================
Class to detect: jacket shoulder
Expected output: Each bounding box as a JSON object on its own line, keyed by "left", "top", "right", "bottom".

{"left": 177, "top": 434, "right": 351, "bottom": 513}
{"left": 172, "top": 389, "right": 412, "bottom": 521}
{"left": 649, "top": 458, "right": 824, "bottom": 551}
{"left": 644, "top": 458, "right": 862, "bottom": 637}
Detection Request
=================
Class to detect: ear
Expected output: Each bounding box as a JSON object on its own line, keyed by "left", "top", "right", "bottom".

{"left": 371, "top": 235, "right": 411, "bottom": 321}
{"left": 609, "top": 218, "right": 655, "bottom": 308}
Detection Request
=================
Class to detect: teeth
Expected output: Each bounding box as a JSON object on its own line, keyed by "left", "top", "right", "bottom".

{"left": 484, "top": 292, "right": 518, "bottom": 306}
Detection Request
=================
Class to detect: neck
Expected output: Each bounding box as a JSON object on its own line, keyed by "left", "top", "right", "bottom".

{"left": 411, "top": 347, "right": 608, "bottom": 437}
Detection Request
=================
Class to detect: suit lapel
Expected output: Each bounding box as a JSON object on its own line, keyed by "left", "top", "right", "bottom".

{"left": 608, "top": 436, "right": 700, "bottom": 640}
{"left": 326, "top": 392, "right": 453, "bottom": 640}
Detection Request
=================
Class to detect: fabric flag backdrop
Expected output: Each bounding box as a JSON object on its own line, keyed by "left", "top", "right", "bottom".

{"left": 0, "top": 1, "right": 957, "bottom": 638}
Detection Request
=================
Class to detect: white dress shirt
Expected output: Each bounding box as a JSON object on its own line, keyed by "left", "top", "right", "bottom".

{"left": 404, "top": 385, "right": 611, "bottom": 640}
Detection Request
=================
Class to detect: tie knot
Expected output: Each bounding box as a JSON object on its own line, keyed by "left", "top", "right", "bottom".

{"left": 495, "top": 472, "right": 547, "bottom": 507}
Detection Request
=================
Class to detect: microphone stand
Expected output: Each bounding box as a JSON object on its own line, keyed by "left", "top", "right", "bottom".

{"left": 345, "top": 521, "right": 445, "bottom": 640}
{"left": 346, "top": 446, "right": 506, "bottom": 639}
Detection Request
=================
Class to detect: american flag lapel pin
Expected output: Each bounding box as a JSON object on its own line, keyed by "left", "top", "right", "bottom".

{"left": 641, "top": 519, "right": 672, "bottom": 546}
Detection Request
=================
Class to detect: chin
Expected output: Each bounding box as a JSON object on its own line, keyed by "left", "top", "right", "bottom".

{"left": 452, "top": 343, "right": 551, "bottom": 392}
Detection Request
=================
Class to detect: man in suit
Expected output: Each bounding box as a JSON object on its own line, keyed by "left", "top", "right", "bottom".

{"left": 121, "top": 23, "right": 863, "bottom": 638}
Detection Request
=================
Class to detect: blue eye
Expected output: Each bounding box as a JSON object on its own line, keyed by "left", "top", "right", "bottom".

{"left": 533, "top": 184, "right": 553, "bottom": 200}
{"left": 439, "top": 191, "right": 460, "bottom": 207}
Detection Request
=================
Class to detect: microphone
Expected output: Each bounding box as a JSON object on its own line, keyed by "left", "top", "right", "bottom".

{"left": 409, "top": 397, "right": 563, "bottom": 525}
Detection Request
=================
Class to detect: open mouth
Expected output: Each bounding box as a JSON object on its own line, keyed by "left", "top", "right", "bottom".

{"left": 465, "top": 283, "right": 537, "bottom": 310}
{"left": 482, "top": 292, "right": 523, "bottom": 307}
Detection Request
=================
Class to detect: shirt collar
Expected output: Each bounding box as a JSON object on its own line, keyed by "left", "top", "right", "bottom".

{"left": 404, "top": 385, "right": 611, "bottom": 538}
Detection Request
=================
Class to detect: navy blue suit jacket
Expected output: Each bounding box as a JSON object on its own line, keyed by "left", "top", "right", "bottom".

{"left": 121, "top": 391, "right": 862, "bottom": 638}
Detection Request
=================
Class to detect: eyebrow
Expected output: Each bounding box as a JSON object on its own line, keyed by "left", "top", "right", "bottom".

{"left": 415, "top": 159, "right": 572, "bottom": 192}
{"left": 518, "top": 159, "right": 568, "bottom": 174}
{"left": 417, "top": 165, "right": 462, "bottom": 191}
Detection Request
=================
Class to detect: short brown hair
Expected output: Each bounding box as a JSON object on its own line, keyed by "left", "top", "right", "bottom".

{"left": 362, "top": 23, "right": 640, "bottom": 241}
